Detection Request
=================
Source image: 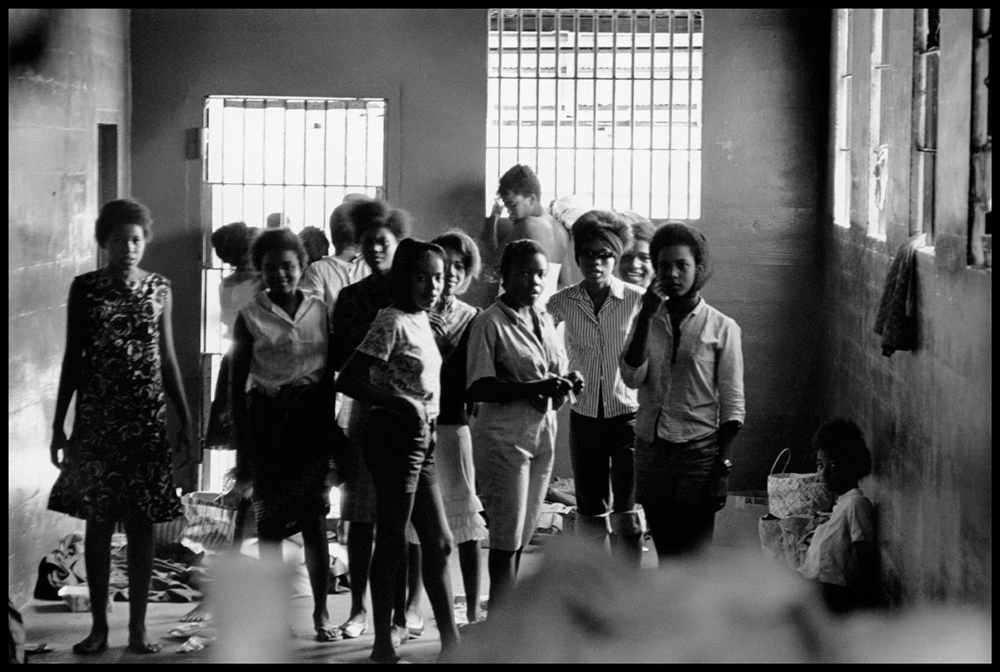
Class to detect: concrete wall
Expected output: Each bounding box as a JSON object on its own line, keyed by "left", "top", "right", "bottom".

{"left": 129, "top": 9, "right": 831, "bottom": 490}
{"left": 820, "top": 9, "right": 991, "bottom": 607}
{"left": 8, "top": 8, "right": 131, "bottom": 607}
{"left": 129, "top": 10, "right": 489, "bottom": 486}
{"left": 700, "top": 9, "right": 831, "bottom": 489}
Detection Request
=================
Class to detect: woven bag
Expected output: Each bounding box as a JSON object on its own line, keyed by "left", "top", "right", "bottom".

{"left": 766, "top": 448, "right": 834, "bottom": 518}
{"left": 180, "top": 494, "right": 237, "bottom": 552}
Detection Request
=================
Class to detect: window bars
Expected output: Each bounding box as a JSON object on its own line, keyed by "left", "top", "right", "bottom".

{"left": 487, "top": 9, "right": 703, "bottom": 219}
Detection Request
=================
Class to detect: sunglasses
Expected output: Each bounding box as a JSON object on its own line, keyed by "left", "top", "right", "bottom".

{"left": 578, "top": 249, "right": 617, "bottom": 261}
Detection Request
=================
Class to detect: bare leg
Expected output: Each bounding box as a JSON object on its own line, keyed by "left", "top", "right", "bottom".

{"left": 404, "top": 542, "right": 424, "bottom": 633}
{"left": 408, "top": 479, "right": 458, "bottom": 659}
{"left": 123, "top": 515, "right": 161, "bottom": 654}
{"left": 457, "top": 539, "right": 482, "bottom": 622}
{"left": 301, "top": 512, "right": 335, "bottom": 639}
{"left": 72, "top": 520, "right": 114, "bottom": 654}
{"left": 369, "top": 492, "right": 414, "bottom": 663}
{"left": 343, "top": 520, "right": 374, "bottom": 631}
{"left": 487, "top": 549, "right": 516, "bottom": 615}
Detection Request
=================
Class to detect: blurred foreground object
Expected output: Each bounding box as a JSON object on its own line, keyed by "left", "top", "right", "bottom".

{"left": 448, "top": 536, "right": 990, "bottom": 663}
{"left": 208, "top": 553, "right": 293, "bottom": 663}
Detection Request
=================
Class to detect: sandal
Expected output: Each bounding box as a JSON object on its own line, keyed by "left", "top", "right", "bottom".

{"left": 340, "top": 621, "right": 369, "bottom": 639}
{"left": 404, "top": 615, "right": 424, "bottom": 638}
{"left": 315, "top": 626, "right": 342, "bottom": 642}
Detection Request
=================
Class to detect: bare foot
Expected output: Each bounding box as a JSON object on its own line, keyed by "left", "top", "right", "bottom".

{"left": 181, "top": 603, "right": 212, "bottom": 622}
{"left": 128, "top": 630, "right": 163, "bottom": 654}
{"left": 72, "top": 630, "right": 108, "bottom": 655}
{"left": 126, "top": 638, "right": 163, "bottom": 654}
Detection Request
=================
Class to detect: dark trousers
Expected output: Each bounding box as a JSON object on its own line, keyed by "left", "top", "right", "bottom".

{"left": 568, "top": 411, "right": 638, "bottom": 519}
{"left": 635, "top": 435, "right": 718, "bottom": 560}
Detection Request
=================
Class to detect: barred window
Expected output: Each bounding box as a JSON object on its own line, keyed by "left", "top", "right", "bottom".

{"left": 486, "top": 8, "right": 703, "bottom": 219}
{"left": 199, "top": 95, "right": 386, "bottom": 491}
{"left": 834, "top": 8, "right": 853, "bottom": 228}
{"left": 911, "top": 9, "right": 939, "bottom": 240}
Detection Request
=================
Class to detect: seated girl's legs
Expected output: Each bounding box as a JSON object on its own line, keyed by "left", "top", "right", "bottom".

{"left": 299, "top": 511, "right": 331, "bottom": 632}
{"left": 73, "top": 519, "right": 115, "bottom": 653}
{"left": 369, "top": 489, "right": 415, "bottom": 662}
{"left": 122, "top": 514, "right": 160, "bottom": 653}
{"left": 408, "top": 474, "right": 458, "bottom": 654}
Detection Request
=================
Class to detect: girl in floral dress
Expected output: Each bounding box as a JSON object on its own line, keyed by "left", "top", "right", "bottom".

{"left": 49, "top": 198, "right": 194, "bottom": 655}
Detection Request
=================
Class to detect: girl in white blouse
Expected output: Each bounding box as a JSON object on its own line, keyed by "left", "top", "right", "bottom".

{"left": 229, "top": 228, "right": 339, "bottom": 643}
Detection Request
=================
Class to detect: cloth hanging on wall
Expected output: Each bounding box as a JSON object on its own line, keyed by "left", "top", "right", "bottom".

{"left": 874, "top": 233, "right": 926, "bottom": 357}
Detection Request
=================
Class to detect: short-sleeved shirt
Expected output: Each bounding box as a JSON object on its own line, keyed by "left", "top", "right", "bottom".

{"left": 467, "top": 298, "right": 568, "bottom": 411}
{"left": 357, "top": 306, "right": 442, "bottom": 420}
{"left": 238, "top": 290, "right": 328, "bottom": 395}
{"left": 547, "top": 277, "right": 643, "bottom": 418}
{"left": 300, "top": 254, "right": 371, "bottom": 330}
{"left": 799, "top": 488, "right": 876, "bottom": 587}
{"left": 620, "top": 297, "right": 745, "bottom": 443}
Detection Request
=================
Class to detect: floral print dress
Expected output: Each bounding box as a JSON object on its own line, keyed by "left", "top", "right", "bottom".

{"left": 48, "top": 271, "right": 182, "bottom": 523}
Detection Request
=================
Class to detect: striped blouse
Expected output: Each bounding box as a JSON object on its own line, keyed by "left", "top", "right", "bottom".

{"left": 546, "top": 277, "right": 644, "bottom": 418}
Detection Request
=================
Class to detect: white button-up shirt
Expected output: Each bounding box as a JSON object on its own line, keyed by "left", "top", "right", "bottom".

{"left": 620, "top": 297, "right": 745, "bottom": 443}
{"left": 467, "top": 299, "right": 568, "bottom": 413}
{"left": 300, "top": 254, "right": 371, "bottom": 330}
{"left": 239, "top": 290, "right": 329, "bottom": 396}
{"left": 547, "top": 277, "right": 643, "bottom": 418}
{"left": 798, "top": 488, "right": 876, "bottom": 587}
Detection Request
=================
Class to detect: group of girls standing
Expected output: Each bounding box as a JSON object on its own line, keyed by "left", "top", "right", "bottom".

{"left": 48, "top": 193, "right": 745, "bottom": 663}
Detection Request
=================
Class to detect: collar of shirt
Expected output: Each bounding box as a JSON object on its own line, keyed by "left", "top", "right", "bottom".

{"left": 654, "top": 295, "right": 706, "bottom": 327}
{"left": 257, "top": 289, "right": 323, "bottom": 325}
{"left": 495, "top": 295, "right": 550, "bottom": 328}
{"left": 567, "top": 277, "right": 626, "bottom": 312}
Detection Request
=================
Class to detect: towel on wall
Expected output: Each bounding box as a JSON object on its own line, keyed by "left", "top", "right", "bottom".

{"left": 874, "top": 233, "right": 926, "bottom": 357}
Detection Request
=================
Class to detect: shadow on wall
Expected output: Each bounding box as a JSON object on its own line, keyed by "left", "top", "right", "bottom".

{"left": 9, "top": 8, "right": 55, "bottom": 71}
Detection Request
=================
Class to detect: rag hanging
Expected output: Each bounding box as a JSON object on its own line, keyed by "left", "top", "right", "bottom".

{"left": 874, "top": 233, "right": 925, "bottom": 357}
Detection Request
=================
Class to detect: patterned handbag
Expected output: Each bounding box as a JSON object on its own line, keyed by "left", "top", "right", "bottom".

{"left": 766, "top": 449, "right": 834, "bottom": 518}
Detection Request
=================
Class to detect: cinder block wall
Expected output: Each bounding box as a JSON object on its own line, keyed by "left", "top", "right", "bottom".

{"left": 8, "top": 8, "right": 131, "bottom": 608}
{"left": 819, "top": 9, "right": 991, "bottom": 607}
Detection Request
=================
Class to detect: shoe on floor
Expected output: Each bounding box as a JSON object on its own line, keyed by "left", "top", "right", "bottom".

{"left": 340, "top": 621, "right": 369, "bottom": 639}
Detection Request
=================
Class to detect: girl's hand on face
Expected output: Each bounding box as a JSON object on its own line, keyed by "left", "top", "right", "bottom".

{"left": 639, "top": 282, "right": 665, "bottom": 316}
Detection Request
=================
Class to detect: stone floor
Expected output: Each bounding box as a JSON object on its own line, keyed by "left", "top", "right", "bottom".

{"left": 20, "top": 538, "right": 665, "bottom": 664}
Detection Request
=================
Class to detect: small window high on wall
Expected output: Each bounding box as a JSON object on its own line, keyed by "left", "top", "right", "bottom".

{"left": 911, "top": 8, "right": 939, "bottom": 240}
{"left": 867, "top": 8, "right": 888, "bottom": 239}
{"left": 199, "top": 95, "right": 387, "bottom": 491}
{"left": 833, "top": 8, "right": 853, "bottom": 228}
{"left": 486, "top": 8, "right": 703, "bottom": 219}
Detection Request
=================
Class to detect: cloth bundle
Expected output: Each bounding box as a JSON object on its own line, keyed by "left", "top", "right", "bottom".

{"left": 766, "top": 449, "right": 834, "bottom": 518}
